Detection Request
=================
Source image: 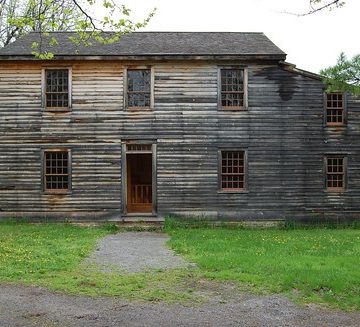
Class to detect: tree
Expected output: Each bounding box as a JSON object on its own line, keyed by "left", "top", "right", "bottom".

{"left": 320, "top": 53, "right": 360, "bottom": 96}
{"left": 0, "top": 0, "right": 155, "bottom": 58}
{"left": 0, "top": 0, "right": 82, "bottom": 47}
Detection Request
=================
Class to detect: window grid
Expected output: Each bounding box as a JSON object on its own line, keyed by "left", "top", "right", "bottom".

{"left": 45, "top": 69, "right": 69, "bottom": 108}
{"left": 326, "top": 156, "right": 345, "bottom": 190}
{"left": 44, "top": 151, "right": 70, "bottom": 192}
{"left": 221, "top": 151, "right": 245, "bottom": 190}
{"left": 127, "top": 144, "right": 152, "bottom": 151}
{"left": 221, "top": 69, "right": 244, "bottom": 108}
{"left": 326, "top": 93, "right": 344, "bottom": 125}
{"left": 127, "top": 69, "right": 151, "bottom": 108}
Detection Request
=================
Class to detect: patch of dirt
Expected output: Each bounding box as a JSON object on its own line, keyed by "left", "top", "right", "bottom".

{"left": 84, "top": 232, "right": 193, "bottom": 273}
{"left": 0, "top": 284, "right": 359, "bottom": 327}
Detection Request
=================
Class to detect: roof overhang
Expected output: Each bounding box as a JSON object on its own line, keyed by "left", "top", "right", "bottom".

{"left": 0, "top": 54, "right": 287, "bottom": 62}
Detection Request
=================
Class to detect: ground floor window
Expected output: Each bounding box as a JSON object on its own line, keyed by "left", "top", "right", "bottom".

{"left": 220, "top": 150, "right": 246, "bottom": 191}
{"left": 325, "top": 155, "right": 346, "bottom": 191}
{"left": 43, "top": 149, "right": 71, "bottom": 193}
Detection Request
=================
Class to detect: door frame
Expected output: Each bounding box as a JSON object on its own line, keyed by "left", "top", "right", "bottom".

{"left": 121, "top": 141, "right": 157, "bottom": 215}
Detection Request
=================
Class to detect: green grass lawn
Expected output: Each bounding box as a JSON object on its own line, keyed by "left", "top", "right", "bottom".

{"left": 0, "top": 221, "right": 359, "bottom": 310}
{"left": 0, "top": 223, "right": 195, "bottom": 302}
{"left": 166, "top": 222, "right": 360, "bottom": 310}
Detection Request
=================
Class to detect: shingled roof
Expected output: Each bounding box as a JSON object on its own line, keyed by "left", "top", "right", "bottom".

{"left": 0, "top": 31, "right": 286, "bottom": 60}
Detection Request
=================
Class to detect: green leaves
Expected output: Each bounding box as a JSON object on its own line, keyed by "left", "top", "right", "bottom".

{"left": 1, "top": 0, "right": 156, "bottom": 59}
{"left": 320, "top": 52, "right": 360, "bottom": 96}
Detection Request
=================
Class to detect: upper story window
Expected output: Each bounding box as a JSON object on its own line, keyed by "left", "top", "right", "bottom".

{"left": 325, "top": 155, "right": 346, "bottom": 191}
{"left": 43, "top": 149, "right": 71, "bottom": 193}
{"left": 220, "top": 150, "right": 247, "bottom": 191}
{"left": 127, "top": 69, "right": 151, "bottom": 109}
{"left": 44, "top": 69, "right": 70, "bottom": 110}
{"left": 325, "top": 93, "right": 344, "bottom": 126}
{"left": 220, "top": 68, "right": 247, "bottom": 110}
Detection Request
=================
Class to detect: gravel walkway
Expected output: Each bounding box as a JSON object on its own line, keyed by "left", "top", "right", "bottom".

{"left": 85, "top": 232, "right": 192, "bottom": 273}
{"left": 0, "top": 285, "right": 359, "bottom": 327}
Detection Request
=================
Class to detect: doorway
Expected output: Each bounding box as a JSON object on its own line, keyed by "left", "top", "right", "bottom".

{"left": 123, "top": 143, "right": 156, "bottom": 214}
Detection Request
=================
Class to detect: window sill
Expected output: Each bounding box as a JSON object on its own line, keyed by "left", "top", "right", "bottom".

{"left": 43, "top": 190, "right": 72, "bottom": 195}
{"left": 325, "top": 124, "right": 346, "bottom": 127}
{"left": 126, "top": 107, "right": 153, "bottom": 111}
{"left": 219, "top": 106, "right": 248, "bottom": 111}
{"left": 43, "top": 107, "right": 71, "bottom": 113}
{"left": 324, "top": 189, "right": 346, "bottom": 194}
{"left": 218, "top": 189, "right": 249, "bottom": 194}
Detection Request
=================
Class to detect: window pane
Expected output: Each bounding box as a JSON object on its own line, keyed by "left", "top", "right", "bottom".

{"left": 45, "top": 69, "right": 69, "bottom": 108}
{"left": 44, "top": 151, "right": 70, "bottom": 191}
{"left": 221, "top": 151, "right": 245, "bottom": 190}
{"left": 326, "top": 93, "right": 343, "bottom": 125}
{"left": 326, "top": 156, "right": 345, "bottom": 190}
{"left": 221, "top": 69, "right": 244, "bottom": 108}
{"left": 127, "top": 69, "right": 151, "bottom": 108}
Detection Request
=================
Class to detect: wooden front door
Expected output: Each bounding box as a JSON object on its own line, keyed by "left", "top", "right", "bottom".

{"left": 126, "top": 153, "right": 153, "bottom": 213}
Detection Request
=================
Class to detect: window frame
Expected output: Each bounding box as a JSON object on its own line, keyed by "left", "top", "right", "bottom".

{"left": 324, "top": 154, "right": 347, "bottom": 192}
{"left": 218, "top": 66, "right": 248, "bottom": 111}
{"left": 218, "top": 149, "right": 248, "bottom": 193}
{"left": 42, "top": 148, "right": 72, "bottom": 194}
{"left": 41, "top": 67, "right": 72, "bottom": 112}
{"left": 124, "top": 66, "right": 154, "bottom": 110}
{"left": 324, "top": 92, "right": 346, "bottom": 127}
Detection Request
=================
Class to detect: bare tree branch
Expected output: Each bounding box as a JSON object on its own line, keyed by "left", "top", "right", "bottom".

{"left": 284, "top": 0, "right": 345, "bottom": 16}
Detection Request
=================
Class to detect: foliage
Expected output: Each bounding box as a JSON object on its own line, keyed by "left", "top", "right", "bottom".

{"left": 167, "top": 224, "right": 360, "bottom": 310}
{"left": 0, "top": 0, "right": 82, "bottom": 47}
{"left": 0, "top": 0, "right": 155, "bottom": 58}
{"left": 320, "top": 52, "right": 360, "bottom": 96}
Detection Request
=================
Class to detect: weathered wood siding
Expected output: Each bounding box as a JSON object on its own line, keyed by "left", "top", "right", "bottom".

{"left": 0, "top": 60, "right": 359, "bottom": 221}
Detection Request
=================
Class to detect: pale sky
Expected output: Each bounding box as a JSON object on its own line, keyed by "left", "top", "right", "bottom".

{"left": 119, "top": 0, "right": 359, "bottom": 73}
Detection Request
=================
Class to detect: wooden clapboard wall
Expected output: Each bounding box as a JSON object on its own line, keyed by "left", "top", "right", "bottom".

{"left": 0, "top": 60, "right": 359, "bottom": 221}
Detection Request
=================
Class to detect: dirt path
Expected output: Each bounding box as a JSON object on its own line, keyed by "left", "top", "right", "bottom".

{"left": 85, "top": 232, "right": 192, "bottom": 273}
{"left": 0, "top": 284, "right": 359, "bottom": 327}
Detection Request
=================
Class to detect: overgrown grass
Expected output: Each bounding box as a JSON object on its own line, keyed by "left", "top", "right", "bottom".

{"left": 0, "top": 223, "right": 196, "bottom": 302}
{"left": 165, "top": 219, "right": 360, "bottom": 311}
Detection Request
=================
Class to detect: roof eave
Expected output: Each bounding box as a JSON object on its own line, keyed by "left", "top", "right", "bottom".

{"left": 0, "top": 54, "right": 287, "bottom": 61}
{"left": 280, "top": 61, "right": 323, "bottom": 81}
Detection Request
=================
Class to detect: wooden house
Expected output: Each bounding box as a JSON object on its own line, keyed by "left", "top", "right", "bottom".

{"left": 0, "top": 32, "right": 359, "bottom": 222}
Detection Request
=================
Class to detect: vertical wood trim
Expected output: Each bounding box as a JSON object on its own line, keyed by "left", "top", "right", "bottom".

{"left": 344, "top": 155, "right": 348, "bottom": 190}
{"left": 41, "top": 68, "right": 46, "bottom": 108}
{"left": 121, "top": 143, "right": 127, "bottom": 215}
{"left": 217, "top": 149, "right": 222, "bottom": 190}
{"left": 217, "top": 68, "right": 221, "bottom": 109}
{"left": 68, "top": 149, "right": 72, "bottom": 192}
{"left": 152, "top": 143, "right": 157, "bottom": 214}
{"left": 323, "top": 92, "right": 327, "bottom": 127}
{"left": 123, "top": 68, "right": 128, "bottom": 110}
{"left": 244, "top": 68, "right": 249, "bottom": 109}
{"left": 244, "top": 148, "right": 248, "bottom": 190}
{"left": 41, "top": 149, "right": 45, "bottom": 193}
{"left": 343, "top": 92, "right": 348, "bottom": 125}
{"left": 150, "top": 66, "right": 155, "bottom": 109}
{"left": 68, "top": 67, "right": 72, "bottom": 108}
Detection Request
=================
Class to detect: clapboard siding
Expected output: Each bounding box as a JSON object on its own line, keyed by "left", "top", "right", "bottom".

{"left": 0, "top": 60, "right": 360, "bottom": 221}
